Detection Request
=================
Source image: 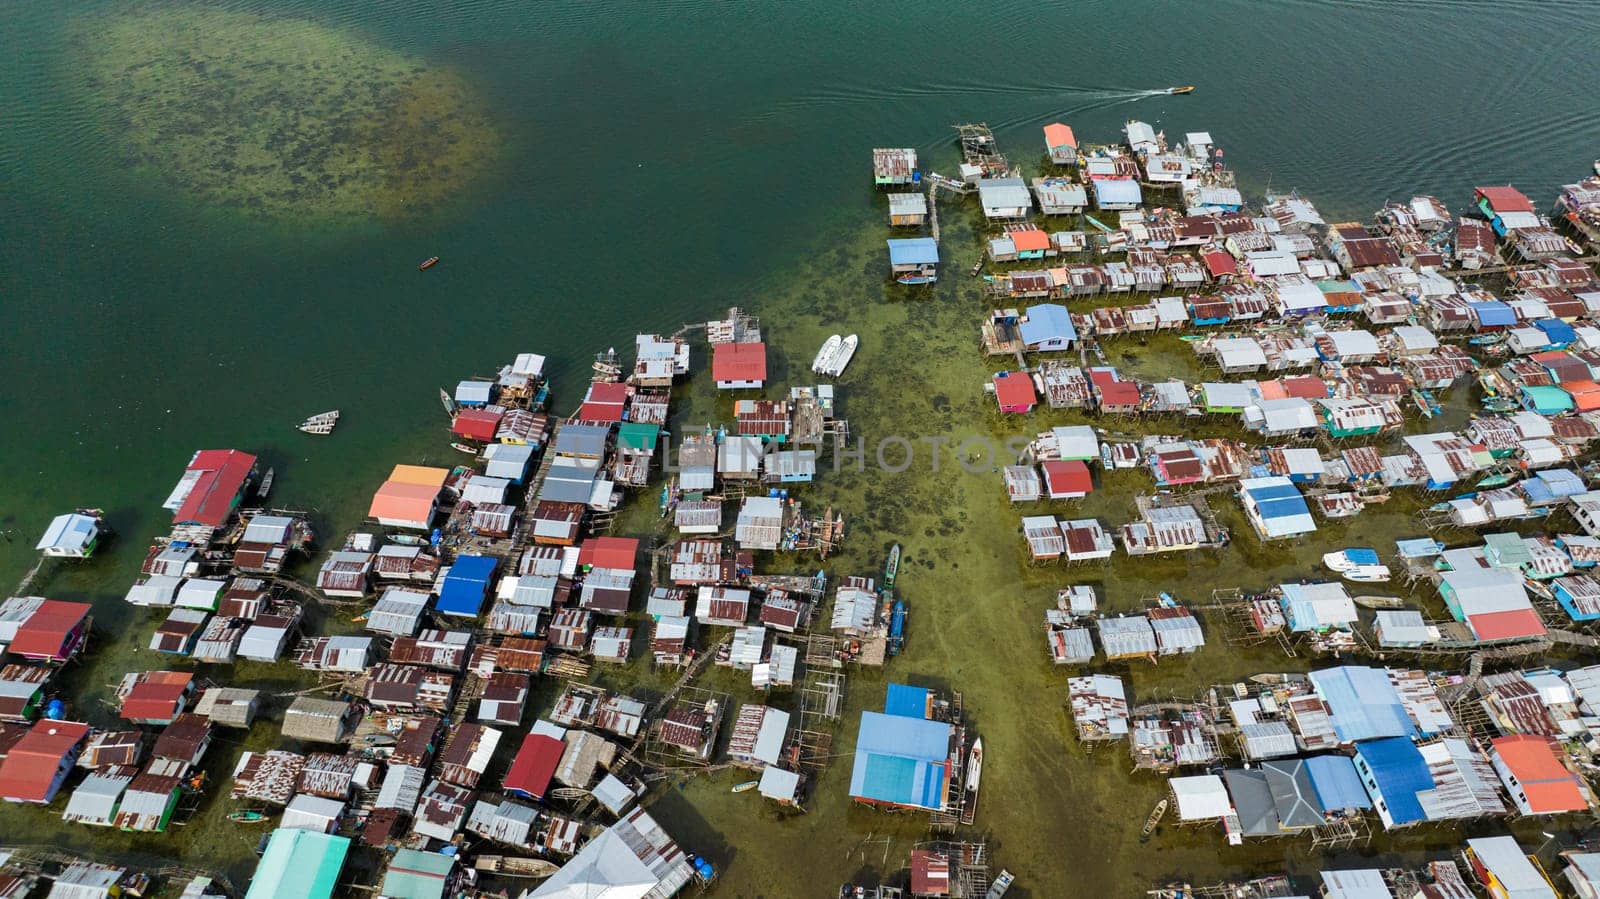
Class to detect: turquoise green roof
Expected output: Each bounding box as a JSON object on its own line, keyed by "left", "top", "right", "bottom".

{"left": 616, "top": 422, "right": 660, "bottom": 451}
{"left": 379, "top": 849, "right": 455, "bottom": 899}
{"left": 246, "top": 828, "right": 350, "bottom": 899}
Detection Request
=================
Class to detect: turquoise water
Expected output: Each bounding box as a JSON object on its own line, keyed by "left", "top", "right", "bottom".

{"left": 4, "top": 0, "right": 1600, "bottom": 893}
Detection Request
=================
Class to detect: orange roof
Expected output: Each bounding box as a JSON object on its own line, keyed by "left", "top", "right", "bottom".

{"left": 369, "top": 481, "right": 441, "bottom": 524}
{"left": 1043, "top": 122, "right": 1077, "bottom": 149}
{"left": 1492, "top": 734, "right": 1588, "bottom": 813}
{"left": 1567, "top": 380, "right": 1600, "bottom": 411}
{"left": 1010, "top": 229, "right": 1051, "bottom": 252}
{"left": 388, "top": 465, "right": 449, "bottom": 488}
{"left": 1257, "top": 381, "right": 1288, "bottom": 401}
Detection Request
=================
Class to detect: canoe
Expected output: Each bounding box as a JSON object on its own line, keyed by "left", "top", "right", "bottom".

{"left": 450, "top": 442, "right": 478, "bottom": 455}
{"left": 419, "top": 256, "right": 440, "bottom": 270}
{"left": 731, "top": 781, "right": 759, "bottom": 793}
{"left": 228, "top": 810, "right": 268, "bottom": 823}
{"left": 1140, "top": 798, "right": 1168, "bottom": 838}
{"left": 473, "top": 856, "right": 558, "bottom": 878}
{"left": 1353, "top": 595, "right": 1405, "bottom": 610}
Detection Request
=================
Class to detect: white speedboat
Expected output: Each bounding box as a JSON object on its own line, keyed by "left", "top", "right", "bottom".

{"left": 1342, "top": 564, "right": 1392, "bottom": 583}
{"left": 959, "top": 736, "right": 982, "bottom": 825}
{"left": 812, "top": 335, "right": 842, "bottom": 374}
{"left": 825, "top": 334, "right": 859, "bottom": 376}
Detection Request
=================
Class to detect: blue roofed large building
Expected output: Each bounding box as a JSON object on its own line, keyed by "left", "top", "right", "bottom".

{"left": 849, "top": 684, "right": 951, "bottom": 812}
{"left": 435, "top": 555, "right": 498, "bottom": 617}
{"left": 1238, "top": 476, "right": 1317, "bottom": 540}
{"left": 1308, "top": 665, "right": 1418, "bottom": 743}
{"left": 1352, "top": 736, "right": 1431, "bottom": 829}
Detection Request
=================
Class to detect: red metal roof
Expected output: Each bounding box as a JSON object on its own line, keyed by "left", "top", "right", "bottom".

{"left": 712, "top": 343, "right": 767, "bottom": 383}
{"left": 1043, "top": 122, "right": 1077, "bottom": 149}
{"left": 175, "top": 449, "right": 256, "bottom": 528}
{"left": 1096, "top": 379, "right": 1142, "bottom": 407}
{"left": 578, "top": 536, "right": 639, "bottom": 571}
{"left": 1203, "top": 251, "right": 1238, "bottom": 277}
{"left": 502, "top": 732, "right": 563, "bottom": 799}
{"left": 452, "top": 408, "right": 503, "bottom": 441}
{"left": 0, "top": 720, "right": 88, "bottom": 802}
{"left": 992, "top": 372, "right": 1036, "bottom": 409}
{"left": 1281, "top": 376, "right": 1330, "bottom": 399}
{"left": 121, "top": 672, "right": 193, "bottom": 722}
{"left": 7, "top": 600, "right": 90, "bottom": 660}
{"left": 578, "top": 382, "right": 630, "bottom": 423}
{"left": 1008, "top": 227, "right": 1051, "bottom": 252}
{"left": 1491, "top": 734, "right": 1588, "bottom": 813}
{"left": 910, "top": 849, "right": 951, "bottom": 897}
{"left": 1469, "top": 608, "right": 1546, "bottom": 641}
{"left": 1042, "top": 460, "right": 1093, "bottom": 495}
{"left": 1475, "top": 185, "right": 1535, "bottom": 213}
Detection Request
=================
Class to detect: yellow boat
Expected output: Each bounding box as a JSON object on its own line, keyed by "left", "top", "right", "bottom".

{"left": 1169, "top": 85, "right": 1195, "bottom": 95}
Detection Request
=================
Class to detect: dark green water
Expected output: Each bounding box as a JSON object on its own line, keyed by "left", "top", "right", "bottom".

{"left": 4, "top": 1, "right": 1600, "bottom": 894}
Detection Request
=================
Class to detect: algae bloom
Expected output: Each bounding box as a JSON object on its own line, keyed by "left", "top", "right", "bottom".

{"left": 75, "top": 7, "right": 500, "bottom": 223}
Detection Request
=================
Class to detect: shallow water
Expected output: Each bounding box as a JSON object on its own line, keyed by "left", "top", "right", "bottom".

{"left": 4, "top": 0, "right": 1600, "bottom": 894}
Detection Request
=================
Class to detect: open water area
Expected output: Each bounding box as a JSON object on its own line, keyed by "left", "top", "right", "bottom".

{"left": 4, "top": 1, "right": 1600, "bottom": 895}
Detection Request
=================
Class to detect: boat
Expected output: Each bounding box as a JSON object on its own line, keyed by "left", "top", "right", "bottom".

{"left": 439, "top": 388, "right": 457, "bottom": 418}
{"left": 296, "top": 410, "right": 340, "bottom": 435}
{"left": 969, "top": 258, "right": 984, "bottom": 277}
{"left": 959, "top": 737, "right": 982, "bottom": 826}
{"left": 1469, "top": 332, "right": 1506, "bottom": 346}
{"left": 472, "top": 856, "right": 558, "bottom": 879}
{"left": 1140, "top": 798, "right": 1168, "bottom": 839}
{"left": 811, "top": 335, "right": 843, "bottom": 374}
{"left": 1353, "top": 594, "right": 1406, "bottom": 610}
{"left": 1342, "top": 564, "right": 1392, "bottom": 583}
{"left": 1594, "top": 159, "right": 1600, "bottom": 177}
{"left": 1411, "top": 388, "right": 1441, "bottom": 418}
{"left": 389, "top": 533, "right": 426, "bottom": 547}
{"left": 825, "top": 334, "right": 859, "bottom": 377}
{"left": 731, "top": 781, "right": 759, "bottom": 793}
{"left": 255, "top": 468, "right": 274, "bottom": 500}
{"left": 1322, "top": 547, "right": 1379, "bottom": 573}
{"left": 986, "top": 870, "right": 1015, "bottom": 899}
{"left": 888, "top": 598, "right": 907, "bottom": 656}
{"left": 418, "top": 256, "right": 439, "bottom": 270}
{"left": 882, "top": 543, "right": 901, "bottom": 592}
{"left": 1168, "top": 85, "right": 1195, "bottom": 95}
{"left": 227, "top": 809, "right": 269, "bottom": 823}
{"left": 450, "top": 442, "right": 478, "bottom": 455}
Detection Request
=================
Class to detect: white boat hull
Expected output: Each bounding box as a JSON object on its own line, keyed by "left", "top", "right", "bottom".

{"left": 812, "top": 335, "right": 842, "bottom": 374}
{"left": 1341, "top": 565, "right": 1392, "bottom": 583}
{"left": 821, "top": 334, "right": 858, "bottom": 377}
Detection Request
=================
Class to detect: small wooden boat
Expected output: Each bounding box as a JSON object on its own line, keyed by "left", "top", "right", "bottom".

{"left": 418, "top": 256, "right": 440, "bottom": 271}
{"left": 1168, "top": 85, "right": 1195, "bottom": 95}
{"left": 439, "top": 388, "right": 457, "bottom": 418}
{"left": 297, "top": 410, "right": 340, "bottom": 435}
{"left": 1353, "top": 595, "right": 1406, "bottom": 610}
{"left": 1140, "top": 798, "right": 1168, "bottom": 838}
{"left": 227, "top": 809, "right": 269, "bottom": 823}
{"left": 473, "top": 856, "right": 558, "bottom": 879}
{"left": 450, "top": 442, "right": 478, "bottom": 455}
{"left": 255, "top": 468, "right": 275, "bottom": 500}
{"left": 731, "top": 781, "right": 759, "bottom": 793}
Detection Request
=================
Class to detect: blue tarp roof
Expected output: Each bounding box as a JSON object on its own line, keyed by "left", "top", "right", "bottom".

{"left": 887, "top": 238, "right": 939, "bottom": 265}
{"left": 1305, "top": 755, "right": 1373, "bottom": 811}
{"left": 1309, "top": 666, "right": 1417, "bottom": 742}
{"left": 436, "top": 554, "right": 497, "bottom": 616}
{"left": 849, "top": 711, "right": 950, "bottom": 810}
{"left": 1094, "top": 179, "right": 1143, "bottom": 204}
{"left": 1343, "top": 548, "right": 1380, "bottom": 565}
{"left": 1534, "top": 318, "right": 1577, "bottom": 343}
{"left": 1354, "top": 737, "right": 1431, "bottom": 826}
{"left": 1467, "top": 300, "right": 1516, "bottom": 327}
{"left": 884, "top": 684, "right": 931, "bottom": 719}
{"left": 1018, "top": 304, "right": 1077, "bottom": 345}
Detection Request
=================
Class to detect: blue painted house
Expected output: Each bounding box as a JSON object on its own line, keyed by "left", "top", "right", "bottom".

{"left": 888, "top": 238, "right": 939, "bottom": 284}
{"left": 1353, "top": 737, "right": 1432, "bottom": 829}
{"left": 1553, "top": 575, "right": 1600, "bottom": 622}
{"left": 1520, "top": 385, "right": 1574, "bottom": 415}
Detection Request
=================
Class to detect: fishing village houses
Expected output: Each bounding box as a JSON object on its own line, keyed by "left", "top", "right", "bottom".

{"left": 7, "top": 114, "right": 1600, "bottom": 899}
